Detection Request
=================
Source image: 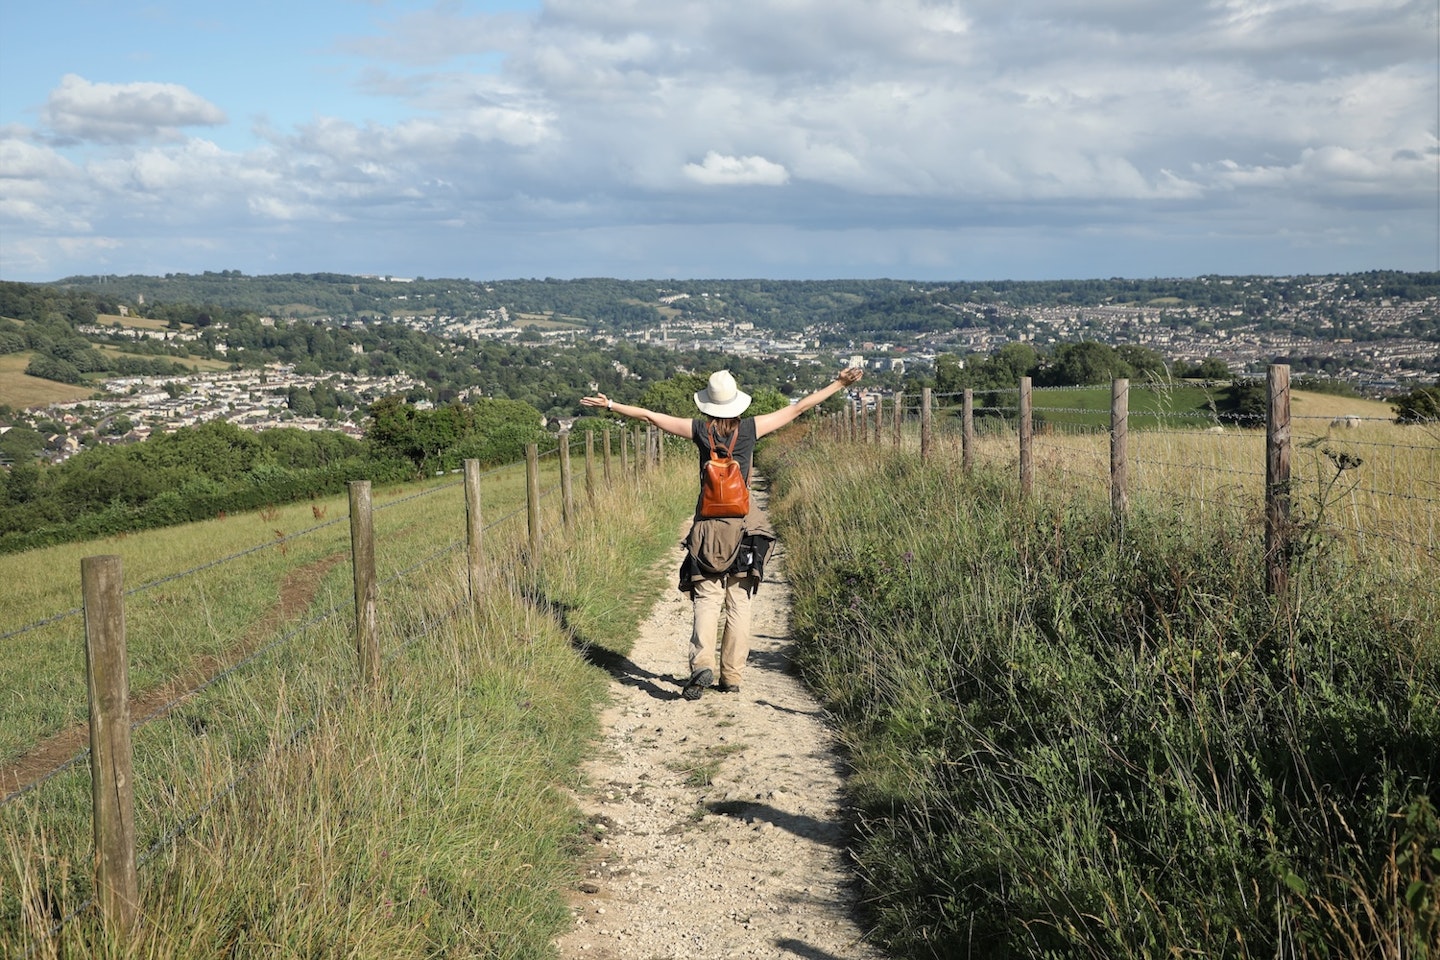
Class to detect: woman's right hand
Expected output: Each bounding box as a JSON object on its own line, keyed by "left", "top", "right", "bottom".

{"left": 838, "top": 367, "right": 863, "bottom": 386}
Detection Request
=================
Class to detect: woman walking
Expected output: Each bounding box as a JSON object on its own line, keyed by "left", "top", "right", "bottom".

{"left": 581, "top": 366, "right": 863, "bottom": 700}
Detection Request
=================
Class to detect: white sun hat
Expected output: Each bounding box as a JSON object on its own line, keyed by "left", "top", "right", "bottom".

{"left": 694, "top": 369, "right": 752, "bottom": 418}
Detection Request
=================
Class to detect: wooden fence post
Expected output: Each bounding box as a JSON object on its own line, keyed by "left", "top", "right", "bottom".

{"left": 1110, "top": 379, "right": 1129, "bottom": 523}
{"left": 1019, "top": 377, "right": 1033, "bottom": 498}
{"left": 1266, "top": 364, "right": 1292, "bottom": 597}
{"left": 348, "top": 481, "right": 380, "bottom": 683}
{"left": 602, "top": 428, "right": 612, "bottom": 483}
{"left": 525, "top": 443, "right": 542, "bottom": 560}
{"left": 962, "top": 389, "right": 975, "bottom": 474}
{"left": 920, "top": 387, "right": 933, "bottom": 463}
{"left": 873, "top": 397, "right": 883, "bottom": 444}
{"left": 559, "top": 430, "right": 574, "bottom": 531}
{"left": 893, "top": 391, "right": 903, "bottom": 447}
{"left": 633, "top": 427, "right": 643, "bottom": 476}
{"left": 620, "top": 428, "right": 629, "bottom": 473}
{"left": 463, "top": 459, "right": 484, "bottom": 603}
{"left": 657, "top": 426, "right": 665, "bottom": 468}
{"left": 83, "top": 554, "right": 139, "bottom": 935}
{"left": 584, "top": 430, "right": 596, "bottom": 504}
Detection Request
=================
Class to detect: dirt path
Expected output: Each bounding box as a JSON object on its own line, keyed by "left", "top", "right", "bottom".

{"left": 556, "top": 494, "right": 883, "bottom": 960}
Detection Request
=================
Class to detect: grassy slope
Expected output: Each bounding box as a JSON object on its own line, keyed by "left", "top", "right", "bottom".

{"left": 0, "top": 354, "right": 96, "bottom": 408}
{"left": 2, "top": 450, "right": 695, "bottom": 959}
{"left": 763, "top": 428, "right": 1439, "bottom": 959}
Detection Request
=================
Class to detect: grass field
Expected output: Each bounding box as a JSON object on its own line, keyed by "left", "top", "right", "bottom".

{"left": 95, "top": 314, "right": 191, "bottom": 332}
{"left": 0, "top": 354, "right": 96, "bottom": 409}
{"left": 2, "top": 439, "right": 695, "bottom": 958}
{"left": 947, "top": 383, "right": 1396, "bottom": 431}
{"left": 512, "top": 312, "right": 587, "bottom": 330}
{"left": 92, "top": 343, "right": 232, "bottom": 372}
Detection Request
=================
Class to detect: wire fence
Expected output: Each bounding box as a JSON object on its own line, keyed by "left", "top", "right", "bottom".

{"left": 0, "top": 428, "right": 669, "bottom": 954}
{"left": 828, "top": 372, "right": 1439, "bottom": 584}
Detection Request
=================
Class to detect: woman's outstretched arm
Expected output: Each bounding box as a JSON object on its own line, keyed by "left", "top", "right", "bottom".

{"left": 580, "top": 393, "right": 694, "bottom": 439}
{"left": 752, "top": 367, "right": 863, "bottom": 439}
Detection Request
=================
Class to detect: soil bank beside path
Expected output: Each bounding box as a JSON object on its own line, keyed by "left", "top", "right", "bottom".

{"left": 556, "top": 490, "right": 884, "bottom": 960}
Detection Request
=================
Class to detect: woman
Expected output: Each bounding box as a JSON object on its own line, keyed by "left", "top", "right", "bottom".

{"left": 581, "top": 366, "right": 864, "bottom": 700}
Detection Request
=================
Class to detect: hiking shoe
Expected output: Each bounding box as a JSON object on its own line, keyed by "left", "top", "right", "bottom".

{"left": 716, "top": 681, "right": 741, "bottom": 694}
{"left": 681, "top": 668, "right": 714, "bottom": 701}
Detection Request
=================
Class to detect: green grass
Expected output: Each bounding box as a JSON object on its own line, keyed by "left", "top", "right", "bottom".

{"left": 764, "top": 435, "right": 1440, "bottom": 959}
{"left": 2, "top": 446, "right": 695, "bottom": 959}
{"left": 0, "top": 465, "right": 557, "bottom": 763}
{"left": 929, "top": 382, "right": 1230, "bottom": 430}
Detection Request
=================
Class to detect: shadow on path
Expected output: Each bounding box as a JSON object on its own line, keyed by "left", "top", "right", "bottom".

{"left": 703, "top": 799, "right": 845, "bottom": 848}
{"left": 523, "top": 584, "right": 682, "bottom": 702}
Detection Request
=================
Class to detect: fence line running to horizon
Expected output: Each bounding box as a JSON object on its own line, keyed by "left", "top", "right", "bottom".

{"left": 822, "top": 365, "right": 1439, "bottom": 596}
{"left": 1, "top": 420, "right": 677, "bottom": 955}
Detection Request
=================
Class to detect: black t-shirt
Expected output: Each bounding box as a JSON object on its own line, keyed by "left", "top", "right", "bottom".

{"left": 691, "top": 417, "right": 757, "bottom": 484}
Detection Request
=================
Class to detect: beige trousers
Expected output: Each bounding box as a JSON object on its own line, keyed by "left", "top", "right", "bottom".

{"left": 689, "top": 573, "right": 755, "bottom": 686}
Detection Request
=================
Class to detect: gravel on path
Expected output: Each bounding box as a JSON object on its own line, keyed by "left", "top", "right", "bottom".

{"left": 555, "top": 504, "right": 883, "bottom": 960}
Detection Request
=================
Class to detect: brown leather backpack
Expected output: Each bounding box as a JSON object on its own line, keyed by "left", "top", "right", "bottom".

{"left": 698, "top": 422, "right": 749, "bottom": 519}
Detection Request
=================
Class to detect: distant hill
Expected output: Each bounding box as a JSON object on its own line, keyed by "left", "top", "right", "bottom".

{"left": 46, "top": 270, "right": 1440, "bottom": 343}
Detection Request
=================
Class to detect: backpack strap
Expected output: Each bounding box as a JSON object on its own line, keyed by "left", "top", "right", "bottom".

{"left": 707, "top": 421, "right": 739, "bottom": 459}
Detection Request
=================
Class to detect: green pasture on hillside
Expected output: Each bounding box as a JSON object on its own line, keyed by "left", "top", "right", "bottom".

{"left": 932, "top": 384, "right": 1395, "bottom": 431}
{"left": 0, "top": 461, "right": 546, "bottom": 765}
{"left": 3, "top": 449, "right": 695, "bottom": 959}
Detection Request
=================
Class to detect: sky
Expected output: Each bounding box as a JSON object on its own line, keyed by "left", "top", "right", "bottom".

{"left": 0, "top": 0, "right": 1436, "bottom": 284}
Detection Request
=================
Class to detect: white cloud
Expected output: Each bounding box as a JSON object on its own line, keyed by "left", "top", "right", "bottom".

{"left": 683, "top": 152, "right": 789, "bottom": 187}
{"left": 2, "top": 0, "right": 1434, "bottom": 280}
{"left": 0, "top": 135, "right": 77, "bottom": 180}
{"left": 42, "top": 74, "right": 227, "bottom": 143}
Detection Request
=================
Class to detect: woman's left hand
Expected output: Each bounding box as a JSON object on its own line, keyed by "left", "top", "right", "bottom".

{"left": 580, "top": 394, "right": 609, "bottom": 408}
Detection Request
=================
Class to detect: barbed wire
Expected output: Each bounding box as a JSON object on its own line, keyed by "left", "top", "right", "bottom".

{"left": 0, "top": 744, "right": 91, "bottom": 807}
{"left": 136, "top": 715, "right": 316, "bottom": 873}
{"left": 20, "top": 891, "right": 96, "bottom": 958}
{"left": 379, "top": 540, "right": 463, "bottom": 588}
{"left": 2, "top": 480, "right": 544, "bottom": 807}
{"left": 0, "top": 454, "right": 563, "bottom": 643}
{"left": 12, "top": 475, "right": 560, "bottom": 949}
{"left": 1, "top": 599, "right": 348, "bottom": 809}
{"left": 1133, "top": 428, "right": 1260, "bottom": 440}
{"left": 387, "top": 595, "right": 470, "bottom": 662}
{"left": 1128, "top": 456, "right": 1266, "bottom": 481}
{"left": 1324, "top": 522, "right": 1439, "bottom": 557}
{"left": 1335, "top": 486, "right": 1440, "bottom": 507}
{"left": 374, "top": 477, "right": 463, "bottom": 511}
{"left": 0, "top": 604, "right": 84, "bottom": 644}
{"left": 0, "top": 515, "right": 350, "bottom": 643}
{"left": 1300, "top": 436, "right": 1440, "bottom": 453}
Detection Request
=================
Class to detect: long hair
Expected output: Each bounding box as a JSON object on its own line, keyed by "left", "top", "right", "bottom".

{"left": 706, "top": 415, "right": 740, "bottom": 439}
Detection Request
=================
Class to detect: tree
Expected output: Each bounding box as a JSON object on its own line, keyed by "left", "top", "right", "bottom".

{"left": 1115, "top": 345, "right": 1168, "bottom": 382}
{"left": 1043, "top": 341, "right": 1128, "bottom": 387}
{"left": 1392, "top": 385, "right": 1440, "bottom": 424}
{"left": 1196, "top": 358, "right": 1231, "bottom": 380}
{"left": 638, "top": 374, "right": 709, "bottom": 418}
{"left": 0, "top": 425, "right": 45, "bottom": 463}
{"left": 1220, "top": 379, "right": 1268, "bottom": 424}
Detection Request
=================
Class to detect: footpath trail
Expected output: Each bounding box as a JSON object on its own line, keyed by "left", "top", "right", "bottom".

{"left": 556, "top": 486, "right": 883, "bottom": 960}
